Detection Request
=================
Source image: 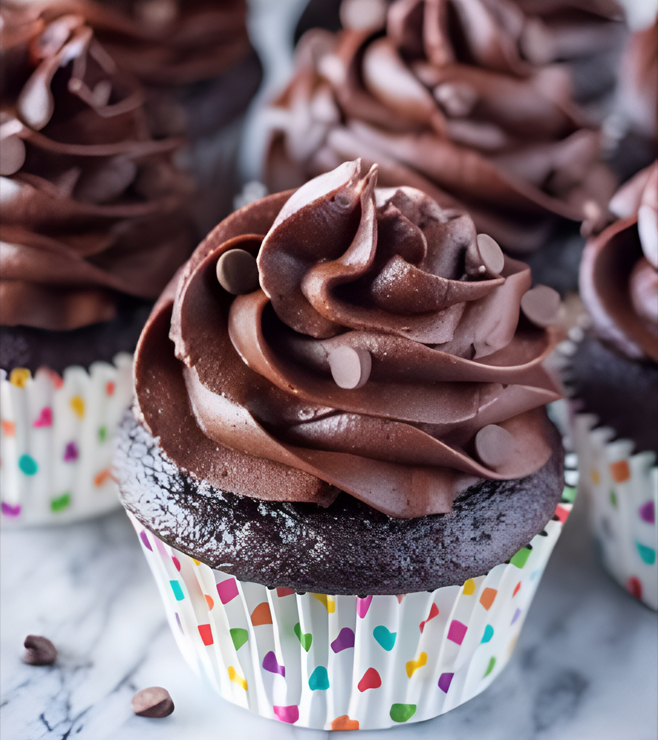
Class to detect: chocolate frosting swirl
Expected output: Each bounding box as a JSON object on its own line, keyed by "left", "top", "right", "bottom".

{"left": 265, "top": 0, "right": 621, "bottom": 253}
{"left": 18, "top": 0, "right": 253, "bottom": 86}
{"left": 135, "top": 160, "right": 562, "bottom": 518}
{"left": 580, "top": 161, "right": 658, "bottom": 363}
{"left": 0, "top": 3, "right": 196, "bottom": 330}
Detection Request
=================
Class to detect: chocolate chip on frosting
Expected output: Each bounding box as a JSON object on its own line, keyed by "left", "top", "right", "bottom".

{"left": 131, "top": 687, "right": 175, "bottom": 718}
{"left": 340, "top": 0, "right": 388, "bottom": 31}
{"left": 216, "top": 249, "right": 260, "bottom": 295}
{"left": 22, "top": 635, "right": 57, "bottom": 666}
{"left": 433, "top": 83, "right": 477, "bottom": 118}
{"left": 475, "top": 425, "right": 515, "bottom": 468}
{"left": 328, "top": 346, "right": 372, "bottom": 390}
{"left": 0, "top": 135, "right": 26, "bottom": 176}
{"left": 466, "top": 234, "right": 505, "bottom": 277}
{"left": 521, "top": 285, "right": 561, "bottom": 328}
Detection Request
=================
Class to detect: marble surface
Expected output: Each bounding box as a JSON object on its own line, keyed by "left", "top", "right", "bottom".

{"left": 1, "top": 494, "right": 656, "bottom": 740}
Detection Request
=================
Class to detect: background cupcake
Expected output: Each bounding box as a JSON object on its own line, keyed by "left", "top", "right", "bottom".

{"left": 116, "top": 160, "right": 573, "bottom": 729}
{"left": 32, "top": 0, "right": 265, "bottom": 232}
{"left": 265, "top": 0, "right": 622, "bottom": 272}
{"left": 566, "top": 162, "right": 657, "bottom": 610}
{"left": 0, "top": 3, "right": 196, "bottom": 525}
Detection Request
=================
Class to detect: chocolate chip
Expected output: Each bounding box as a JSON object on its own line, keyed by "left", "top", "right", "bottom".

{"left": 0, "top": 135, "right": 26, "bottom": 176}
{"left": 475, "top": 425, "right": 515, "bottom": 468}
{"left": 521, "top": 285, "right": 560, "bottom": 327}
{"left": 216, "top": 249, "right": 259, "bottom": 295}
{"left": 131, "top": 687, "right": 175, "bottom": 718}
{"left": 340, "top": 0, "right": 388, "bottom": 31}
{"left": 466, "top": 234, "right": 505, "bottom": 277}
{"left": 433, "top": 82, "right": 477, "bottom": 118}
{"left": 22, "top": 635, "right": 57, "bottom": 666}
{"left": 328, "top": 346, "right": 371, "bottom": 389}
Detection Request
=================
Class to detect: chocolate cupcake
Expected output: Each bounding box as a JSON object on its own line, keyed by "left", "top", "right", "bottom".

{"left": 116, "top": 160, "right": 573, "bottom": 729}
{"left": 0, "top": 4, "right": 196, "bottom": 525}
{"left": 265, "top": 0, "right": 621, "bottom": 268}
{"left": 607, "top": 17, "right": 657, "bottom": 181}
{"left": 566, "top": 161, "right": 657, "bottom": 610}
{"left": 32, "top": 0, "right": 264, "bottom": 232}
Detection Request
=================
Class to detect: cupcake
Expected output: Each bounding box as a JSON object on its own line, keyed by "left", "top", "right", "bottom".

{"left": 265, "top": 0, "right": 621, "bottom": 262}
{"left": 567, "top": 161, "right": 657, "bottom": 610}
{"left": 0, "top": 4, "right": 196, "bottom": 525}
{"left": 607, "top": 17, "right": 657, "bottom": 181}
{"left": 32, "top": 0, "right": 264, "bottom": 233}
{"left": 116, "top": 160, "right": 573, "bottom": 729}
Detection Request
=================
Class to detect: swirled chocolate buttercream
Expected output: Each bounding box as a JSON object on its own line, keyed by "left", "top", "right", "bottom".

{"left": 0, "top": 3, "right": 195, "bottom": 331}
{"left": 580, "top": 162, "right": 658, "bottom": 363}
{"left": 32, "top": 0, "right": 257, "bottom": 86}
{"left": 266, "top": 0, "right": 621, "bottom": 253}
{"left": 134, "top": 160, "right": 562, "bottom": 518}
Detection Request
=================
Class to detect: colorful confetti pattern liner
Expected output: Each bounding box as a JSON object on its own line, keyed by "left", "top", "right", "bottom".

{"left": 573, "top": 412, "right": 657, "bottom": 611}
{"left": 128, "top": 494, "right": 573, "bottom": 730}
{"left": 1, "top": 355, "right": 132, "bottom": 526}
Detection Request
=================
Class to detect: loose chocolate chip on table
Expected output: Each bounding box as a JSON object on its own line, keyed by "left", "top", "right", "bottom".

{"left": 216, "top": 249, "right": 259, "bottom": 295}
{"left": 521, "top": 285, "right": 560, "bottom": 327}
{"left": 22, "top": 635, "right": 57, "bottom": 666}
{"left": 466, "top": 234, "right": 505, "bottom": 277}
{"left": 328, "top": 346, "right": 372, "bottom": 389}
{"left": 132, "top": 687, "right": 175, "bottom": 718}
{"left": 475, "top": 424, "right": 515, "bottom": 468}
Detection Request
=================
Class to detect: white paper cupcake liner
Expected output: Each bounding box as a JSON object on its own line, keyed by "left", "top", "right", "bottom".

{"left": 573, "top": 412, "right": 657, "bottom": 610}
{"left": 127, "top": 493, "right": 573, "bottom": 730}
{"left": 0, "top": 354, "right": 133, "bottom": 527}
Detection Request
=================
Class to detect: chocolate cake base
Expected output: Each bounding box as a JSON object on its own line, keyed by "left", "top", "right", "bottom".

{"left": 567, "top": 331, "right": 658, "bottom": 456}
{"left": 0, "top": 299, "right": 152, "bottom": 374}
{"left": 116, "top": 412, "right": 565, "bottom": 595}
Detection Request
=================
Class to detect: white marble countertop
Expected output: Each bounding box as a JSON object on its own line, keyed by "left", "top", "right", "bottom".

{"left": 2, "top": 495, "right": 656, "bottom": 740}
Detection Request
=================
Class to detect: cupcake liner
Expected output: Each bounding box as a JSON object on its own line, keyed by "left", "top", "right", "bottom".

{"left": 573, "top": 411, "right": 657, "bottom": 610}
{"left": 127, "top": 492, "right": 573, "bottom": 730}
{"left": 0, "top": 354, "right": 132, "bottom": 526}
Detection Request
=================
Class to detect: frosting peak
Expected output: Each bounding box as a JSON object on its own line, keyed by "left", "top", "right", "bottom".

{"left": 136, "top": 161, "right": 562, "bottom": 519}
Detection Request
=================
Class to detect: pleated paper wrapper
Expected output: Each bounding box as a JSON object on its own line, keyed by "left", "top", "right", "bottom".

{"left": 573, "top": 412, "right": 657, "bottom": 610}
{"left": 128, "top": 493, "right": 573, "bottom": 731}
{"left": 0, "top": 354, "right": 132, "bottom": 527}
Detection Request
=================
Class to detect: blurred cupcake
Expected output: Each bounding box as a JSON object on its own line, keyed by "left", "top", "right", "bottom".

{"left": 566, "top": 162, "right": 657, "bottom": 610}
{"left": 295, "top": 0, "right": 626, "bottom": 104}
{"left": 29, "top": 0, "right": 264, "bottom": 232}
{"left": 0, "top": 3, "right": 196, "bottom": 525}
{"left": 116, "top": 160, "right": 573, "bottom": 729}
{"left": 606, "top": 17, "right": 657, "bottom": 181}
{"left": 266, "top": 0, "right": 621, "bottom": 263}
